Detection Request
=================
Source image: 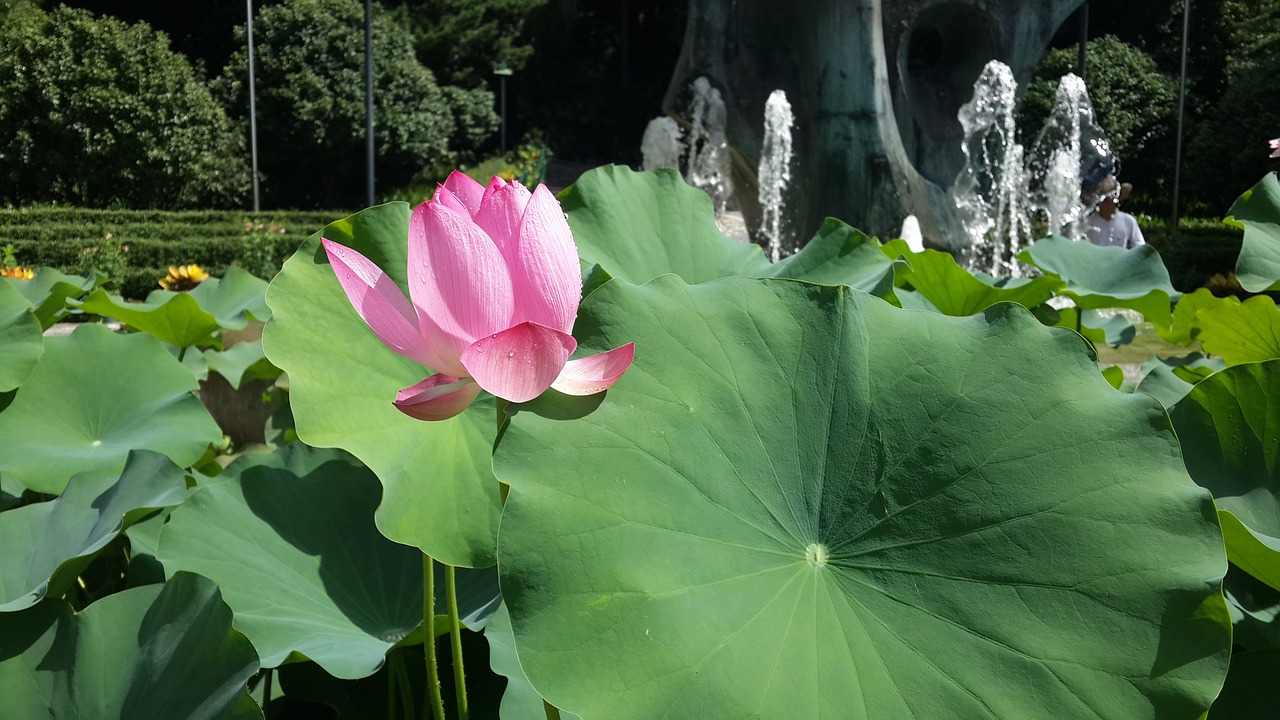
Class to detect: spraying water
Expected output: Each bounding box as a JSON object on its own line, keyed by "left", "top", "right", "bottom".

{"left": 950, "top": 60, "right": 1029, "bottom": 277}
{"left": 685, "top": 77, "right": 734, "bottom": 215}
{"left": 1029, "top": 73, "right": 1116, "bottom": 240}
{"left": 641, "top": 117, "right": 684, "bottom": 171}
{"left": 949, "top": 64, "right": 1117, "bottom": 277}
{"left": 759, "top": 90, "right": 794, "bottom": 262}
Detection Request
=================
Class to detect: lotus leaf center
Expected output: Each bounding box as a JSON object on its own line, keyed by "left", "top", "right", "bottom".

{"left": 805, "top": 543, "right": 830, "bottom": 569}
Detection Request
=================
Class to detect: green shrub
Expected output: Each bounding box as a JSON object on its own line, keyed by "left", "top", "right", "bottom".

{"left": 0, "top": 207, "right": 335, "bottom": 298}
{"left": 0, "top": 5, "right": 249, "bottom": 208}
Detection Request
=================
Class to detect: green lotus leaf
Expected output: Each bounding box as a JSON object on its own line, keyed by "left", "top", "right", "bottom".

{"left": 1193, "top": 295, "right": 1280, "bottom": 365}
{"left": 0, "top": 279, "right": 43, "bottom": 391}
{"left": 1223, "top": 566, "right": 1280, "bottom": 652}
{"left": 0, "top": 573, "right": 261, "bottom": 719}
{"left": 76, "top": 288, "right": 221, "bottom": 348}
{"left": 496, "top": 275, "right": 1230, "bottom": 719}
{"left": 189, "top": 266, "right": 273, "bottom": 329}
{"left": 485, "top": 602, "right": 581, "bottom": 720}
{"left": 560, "top": 165, "right": 898, "bottom": 294}
{"left": 1157, "top": 288, "right": 1233, "bottom": 346}
{"left": 1170, "top": 360, "right": 1280, "bottom": 589}
{"left": 0, "top": 324, "right": 221, "bottom": 494}
{"left": 0, "top": 451, "right": 187, "bottom": 612}
{"left": 203, "top": 340, "right": 281, "bottom": 390}
{"left": 1207, "top": 648, "right": 1280, "bottom": 718}
{"left": 1018, "top": 236, "right": 1177, "bottom": 329}
{"left": 1135, "top": 362, "right": 1195, "bottom": 410}
{"left": 156, "top": 443, "right": 424, "bottom": 678}
{"left": 4, "top": 267, "right": 100, "bottom": 329}
{"left": 881, "top": 239, "right": 1060, "bottom": 315}
{"left": 1228, "top": 172, "right": 1280, "bottom": 293}
{"left": 262, "top": 204, "right": 501, "bottom": 567}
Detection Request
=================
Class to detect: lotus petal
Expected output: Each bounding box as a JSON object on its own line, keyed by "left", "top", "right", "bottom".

{"left": 394, "top": 374, "right": 482, "bottom": 421}
{"left": 508, "top": 185, "right": 582, "bottom": 333}
{"left": 474, "top": 180, "right": 532, "bottom": 255}
{"left": 322, "top": 237, "right": 442, "bottom": 369}
{"left": 552, "top": 342, "right": 635, "bottom": 396}
{"left": 442, "top": 170, "right": 485, "bottom": 215}
{"left": 408, "top": 202, "right": 515, "bottom": 374}
{"left": 433, "top": 183, "right": 472, "bottom": 216}
{"left": 461, "top": 322, "right": 576, "bottom": 403}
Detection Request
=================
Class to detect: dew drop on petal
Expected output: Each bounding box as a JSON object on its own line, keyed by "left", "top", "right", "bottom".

{"left": 507, "top": 351, "right": 515, "bottom": 358}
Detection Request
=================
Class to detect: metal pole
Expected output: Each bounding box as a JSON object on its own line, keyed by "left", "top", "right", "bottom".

{"left": 500, "top": 75, "right": 507, "bottom": 155}
{"left": 246, "top": 0, "right": 259, "bottom": 212}
{"left": 1077, "top": 2, "right": 1088, "bottom": 82}
{"left": 1172, "top": 0, "right": 1191, "bottom": 227}
{"left": 365, "top": 0, "right": 375, "bottom": 207}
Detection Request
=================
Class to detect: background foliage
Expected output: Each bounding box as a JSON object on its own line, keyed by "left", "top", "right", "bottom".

{"left": 0, "top": 4, "right": 249, "bottom": 209}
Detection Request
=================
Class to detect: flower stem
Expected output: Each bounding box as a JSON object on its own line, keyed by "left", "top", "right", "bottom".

{"left": 393, "top": 651, "right": 415, "bottom": 720}
{"left": 446, "top": 565, "right": 469, "bottom": 720}
{"left": 423, "top": 554, "right": 445, "bottom": 720}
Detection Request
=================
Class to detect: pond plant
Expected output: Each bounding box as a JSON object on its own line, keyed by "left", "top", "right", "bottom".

{"left": 1, "top": 167, "right": 1279, "bottom": 719}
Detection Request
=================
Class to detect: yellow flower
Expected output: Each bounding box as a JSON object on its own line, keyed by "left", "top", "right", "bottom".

{"left": 1, "top": 266, "right": 34, "bottom": 280}
{"left": 159, "top": 264, "right": 209, "bottom": 291}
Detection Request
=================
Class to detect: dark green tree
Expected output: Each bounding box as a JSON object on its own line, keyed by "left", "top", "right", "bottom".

{"left": 1183, "top": 0, "right": 1280, "bottom": 212}
{"left": 0, "top": 4, "right": 250, "bottom": 208}
{"left": 216, "top": 0, "right": 498, "bottom": 208}
{"left": 1019, "top": 35, "right": 1179, "bottom": 210}
{"left": 386, "top": 0, "right": 547, "bottom": 87}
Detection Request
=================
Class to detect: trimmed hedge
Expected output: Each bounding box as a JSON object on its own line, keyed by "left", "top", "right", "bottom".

{"left": 1136, "top": 216, "right": 1244, "bottom": 292}
{"left": 1, "top": 207, "right": 340, "bottom": 299}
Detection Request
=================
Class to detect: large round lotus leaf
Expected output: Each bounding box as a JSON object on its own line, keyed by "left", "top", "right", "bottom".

{"left": 76, "top": 288, "right": 222, "bottom": 349}
{"left": 0, "top": 324, "right": 221, "bottom": 494}
{"left": 1170, "top": 360, "right": 1280, "bottom": 588}
{"left": 1017, "top": 236, "right": 1176, "bottom": 328}
{"left": 0, "top": 451, "right": 187, "bottom": 612}
{"left": 262, "top": 204, "right": 501, "bottom": 568}
{"left": 1207, "top": 648, "right": 1280, "bottom": 718}
{"left": 1194, "top": 295, "right": 1280, "bottom": 365}
{"left": 5, "top": 267, "right": 99, "bottom": 329}
{"left": 0, "top": 278, "right": 42, "bottom": 391}
{"left": 559, "top": 166, "right": 898, "bottom": 294}
{"left": 880, "top": 239, "right": 1060, "bottom": 316}
{"left": 1228, "top": 172, "right": 1280, "bottom": 293}
{"left": 188, "top": 266, "right": 272, "bottom": 328}
{"left": 0, "top": 573, "right": 261, "bottom": 719}
{"left": 157, "top": 443, "right": 424, "bottom": 678}
{"left": 496, "top": 276, "right": 1230, "bottom": 719}
{"left": 484, "top": 602, "right": 582, "bottom": 720}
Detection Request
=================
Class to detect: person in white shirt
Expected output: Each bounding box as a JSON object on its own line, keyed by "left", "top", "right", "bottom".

{"left": 1086, "top": 181, "right": 1145, "bottom": 249}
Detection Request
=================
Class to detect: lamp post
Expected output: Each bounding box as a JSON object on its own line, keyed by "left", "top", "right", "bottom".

{"left": 494, "top": 61, "right": 513, "bottom": 155}
{"left": 246, "top": 0, "right": 259, "bottom": 212}
{"left": 365, "top": 0, "right": 375, "bottom": 207}
{"left": 1172, "top": 0, "right": 1192, "bottom": 227}
{"left": 1077, "top": 2, "right": 1089, "bottom": 82}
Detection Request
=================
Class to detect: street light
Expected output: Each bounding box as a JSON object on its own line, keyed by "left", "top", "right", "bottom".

{"left": 246, "top": 0, "right": 259, "bottom": 212}
{"left": 494, "top": 61, "right": 513, "bottom": 156}
{"left": 365, "top": 0, "right": 375, "bottom": 207}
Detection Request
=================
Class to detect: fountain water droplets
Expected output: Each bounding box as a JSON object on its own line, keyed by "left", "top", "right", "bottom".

{"left": 759, "top": 90, "right": 794, "bottom": 262}
{"left": 685, "top": 77, "right": 734, "bottom": 216}
{"left": 951, "top": 60, "right": 1029, "bottom": 278}
{"left": 950, "top": 63, "right": 1117, "bottom": 277}
{"left": 641, "top": 117, "right": 684, "bottom": 172}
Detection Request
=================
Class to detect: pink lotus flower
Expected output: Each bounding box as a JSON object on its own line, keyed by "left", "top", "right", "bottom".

{"left": 1270, "top": 138, "right": 1280, "bottom": 158}
{"left": 322, "top": 172, "right": 634, "bottom": 421}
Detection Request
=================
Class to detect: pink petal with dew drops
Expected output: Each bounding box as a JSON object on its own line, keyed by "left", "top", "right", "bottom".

{"left": 482, "top": 175, "right": 508, "bottom": 204}
{"left": 432, "top": 184, "right": 471, "bottom": 216}
{"left": 473, "top": 180, "right": 532, "bottom": 256}
{"left": 442, "top": 171, "right": 485, "bottom": 215}
{"left": 460, "top": 322, "right": 577, "bottom": 403}
{"left": 321, "top": 237, "right": 444, "bottom": 369}
{"left": 507, "top": 185, "right": 582, "bottom": 334}
{"left": 408, "top": 202, "right": 516, "bottom": 376}
{"left": 394, "top": 374, "right": 483, "bottom": 421}
{"left": 552, "top": 343, "right": 635, "bottom": 396}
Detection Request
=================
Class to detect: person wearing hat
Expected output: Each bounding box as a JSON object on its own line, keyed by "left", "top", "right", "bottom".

{"left": 1085, "top": 179, "right": 1145, "bottom": 249}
